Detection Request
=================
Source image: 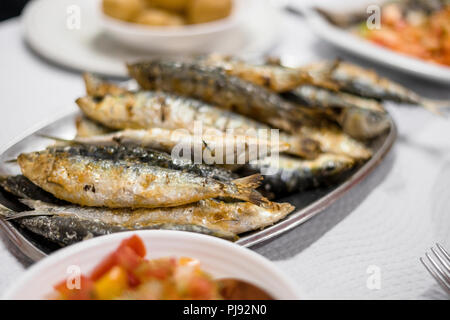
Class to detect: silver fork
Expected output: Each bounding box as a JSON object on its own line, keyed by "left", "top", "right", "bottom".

{"left": 420, "top": 243, "right": 450, "bottom": 295}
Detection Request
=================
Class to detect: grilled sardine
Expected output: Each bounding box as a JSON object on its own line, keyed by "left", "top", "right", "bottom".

{"left": 17, "top": 147, "right": 266, "bottom": 208}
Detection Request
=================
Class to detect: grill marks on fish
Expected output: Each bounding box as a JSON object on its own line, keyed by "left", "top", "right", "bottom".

{"left": 302, "top": 61, "right": 448, "bottom": 114}
{"left": 17, "top": 148, "right": 266, "bottom": 208}
{"left": 4, "top": 56, "right": 411, "bottom": 246}
{"left": 242, "top": 153, "right": 355, "bottom": 195}
{"left": 62, "top": 127, "right": 290, "bottom": 164}
{"left": 0, "top": 175, "right": 68, "bottom": 205}
{"left": 77, "top": 74, "right": 321, "bottom": 159}
{"left": 197, "top": 54, "right": 334, "bottom": 92}
{"left": 0, "top": 205, "right": 237, "bottom": 244}
{"left": 287, "top": 85, "right": 386, "bottom": 113}
{"left": 127, "top": 60, "right": 318, "bottom": 133}
{"left": 299, "top": 124, "right": 372, "bottom": 160}
{"left": 284, "top": 85, "right": 390, "bottom": 139}
{"left": 2, "top": 199, "right": 293, "bottom": 239}
{"left": 41, "top": 144, "right": 237, "bottom": 182}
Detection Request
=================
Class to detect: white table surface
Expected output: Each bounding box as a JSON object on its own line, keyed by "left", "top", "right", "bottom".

{"left": 0, "top": 7, "right": 449, "bottom": 299}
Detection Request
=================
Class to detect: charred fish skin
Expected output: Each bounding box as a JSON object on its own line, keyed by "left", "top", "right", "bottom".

{"left": 303, "top": 61, "right": 442, "bottom": 112}
{"left": 15, "top": 215, "right": 121, "bottom": 246}
{"left": 78, "top": 75, "right": 322, "bottom": 159}
{"left": 127, "top": 62, "right": 370, "bottom": 160}
{"left": 11, "top": 198, "right": 293, "bottom": 237}
{"left": 20, "top": 216, "right": 238, "bottom": 245}
{"left": 0, "top": 206, "right": 237, "bottom": 245}
{"left": 127, "top": 60, "right": 317, "bottom": 133}
{"left": 0, "top": 175, "right": 68, "bottom": 205}
{"left": 67, "top": 128, "right": 290, "bottom": 165}
{"left": 17, "top": 149, "right": 265, "bottom": 208}
{"left": 47, "top": 144, "right": 237, "bottom": 182}
{"left": 196, "top": 53, "right": 315, "bottom": 92}
{"left": 241, "top": 154, "right": 355, "bottom": 195}
{"left": 78, "top": 76, "right": 369, "bottom": 160}
{"left": 79, "top": 74, "right": 268, "bottom": 132}
{"left": 285, "top": 85, "right": 386, "bottom": 113}
{"left": 284, "top": 85, "right": 391, "bottom": 139}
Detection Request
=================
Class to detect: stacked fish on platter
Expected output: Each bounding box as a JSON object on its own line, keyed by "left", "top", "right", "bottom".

{"left": 0, "top": 54, "right": 438, "bottom": 247}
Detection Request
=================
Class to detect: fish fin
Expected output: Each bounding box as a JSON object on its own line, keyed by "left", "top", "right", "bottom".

{"left": 38, "top": 134, "right": 76, "bottom": 145}
{"left": 83, "top": 73, "right": 127, "bottom": 97}
{"left": 328, "top": 58, "right": 342, "bottom": 74}
{"left": 0, "top": 202, "right": 35, "bottom": 220}
{"left": 232, "top": 174, "right": 263, "bottom": 189}
{"left": 83, "top": 73, "right": 101, "bottom": 96}
{"left": 420, "top": 100, "right": 444, "bottom": 116}
{"left": 0, "top": 203, "right": 11, "bottom": 213}
{"left": 230, "top": 174, "right": 269, "bottom": 207}
{"left": 18, "top": 198, "right": 40, "bottom": 209}
{"left": 421, "top": 99, "right": 450, "bottom": 116}
{"left": 4, "top": 210, "right": 54, "bottom": 221}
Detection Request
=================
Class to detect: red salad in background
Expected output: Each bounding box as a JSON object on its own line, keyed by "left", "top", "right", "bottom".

{"left": 358, "top": 3, "right": 450, "bottom": 67}
{"left": 52, "top": 235, "right": 222, "bottom": 300}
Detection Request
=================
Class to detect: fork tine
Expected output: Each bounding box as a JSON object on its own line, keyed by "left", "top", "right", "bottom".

{"left": 420, "top": 257, "right": 450, "bottom": 294}
{"left": 431, "top": 247, "right": 450, "bottom": 274}
{"left": 436, "top": 243, "right": 450, "bottom": 263}
{"left": 426, "top": 252, "right": 450, "bottom": 286}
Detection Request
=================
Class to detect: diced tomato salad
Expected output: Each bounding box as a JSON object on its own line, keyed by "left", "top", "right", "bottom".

{"left": 52, "top": 235, "right": 222, "bottom": 300}
{"left": 358, "top": 4, "right": 450, "bottom": 67}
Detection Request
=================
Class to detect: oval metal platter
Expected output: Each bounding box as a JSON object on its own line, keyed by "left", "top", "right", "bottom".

{"left": 0, "top": 110, "right": 397, "bottom": 261}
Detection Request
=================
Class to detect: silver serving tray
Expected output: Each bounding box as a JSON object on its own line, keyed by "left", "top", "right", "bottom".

{"left": 0, "top": 110, "right": 397, "bottom": 261}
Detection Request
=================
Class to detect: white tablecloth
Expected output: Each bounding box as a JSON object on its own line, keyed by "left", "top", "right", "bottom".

{"left": 0, "top": 8, "right": 449, "bottom": 299}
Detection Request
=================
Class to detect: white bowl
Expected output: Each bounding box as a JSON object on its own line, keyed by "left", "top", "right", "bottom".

{"left": 2, "top": 230, "right": 303, "bottom": 300}
{"left": 100, "top": 0, "right": 246, "bottom": 53}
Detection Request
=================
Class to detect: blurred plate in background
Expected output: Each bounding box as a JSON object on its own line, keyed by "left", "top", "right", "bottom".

{"left": 294, "top": 0, "right": 450, "bottom": 83}
{"left": 22, "top": 0, "right": 279, "bottom": 77}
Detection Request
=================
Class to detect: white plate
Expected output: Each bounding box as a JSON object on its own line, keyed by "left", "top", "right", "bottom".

{"left": 1, "top": 230, "right": 303, "bottom": 300}
{"left": 298, "top": 0, "right": 450, "bottom": 83}
{"left": 22, "top": 0, "right": 279, "bottom": 77}
{"left": 100, "top": 0, "right": 244, "bottom": 53}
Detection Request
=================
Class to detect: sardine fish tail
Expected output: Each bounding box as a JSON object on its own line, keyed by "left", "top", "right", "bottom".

{"left": 232, "top": 174, "right": 263, "bottom": 189}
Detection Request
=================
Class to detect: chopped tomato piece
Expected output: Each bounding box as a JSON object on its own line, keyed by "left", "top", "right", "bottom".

{"left": 90, "top": 252, "right": 118, "bottom": 281}
{"left": 90, "top": 238, "right": 144, "bottom": 281}
{"left": 120, "top": 234, "right": 146, "bottom": 257}
{"left": 188, "top": 276, "right": 214, "bottom": 300}
{"left": 54, "top": 275, "right": 94, "bottom": 300}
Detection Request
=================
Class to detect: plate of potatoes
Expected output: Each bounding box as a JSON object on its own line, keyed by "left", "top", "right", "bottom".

{"left": 101, "top": 0, "right": 247, "bottom": 52}
{"left": 22, "top": 0, "right": 278, "bottom": 75}
{"left": 103, "top": 0, "right": 234, "bottom": 27}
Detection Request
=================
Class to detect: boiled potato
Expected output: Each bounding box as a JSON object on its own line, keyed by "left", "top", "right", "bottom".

{"left": 134, "top": 8, "right": 185, "bottom": 26}
{"left": 103, "top": 0, "right": 145, "bottom": 21}
{"left": 143, "top": 0, "right": 188, "bottom": 11}
{"left": 187, "top": 0, "right": 233, "bottom": 24}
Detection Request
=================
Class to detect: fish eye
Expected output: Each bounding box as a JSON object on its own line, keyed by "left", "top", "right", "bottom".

{"left": 324, "top": 162, "right": 336, "bottom": 172}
